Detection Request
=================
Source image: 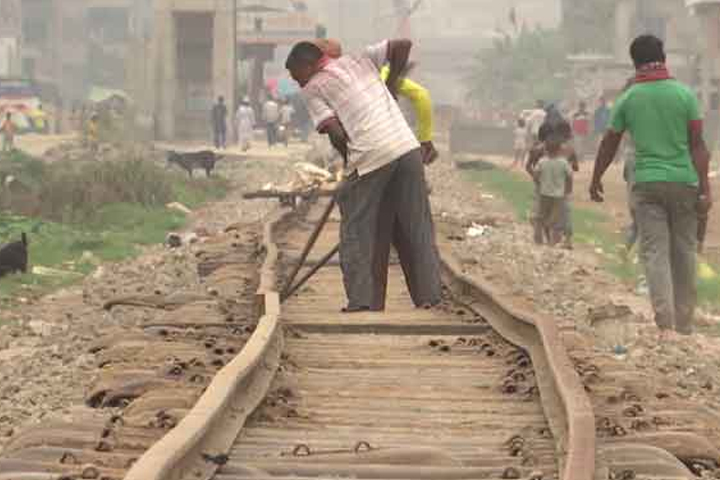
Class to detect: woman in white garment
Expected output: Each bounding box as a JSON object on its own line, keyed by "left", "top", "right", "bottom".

{"left": 235, "top": 97, "right": 255, "bottom": 151}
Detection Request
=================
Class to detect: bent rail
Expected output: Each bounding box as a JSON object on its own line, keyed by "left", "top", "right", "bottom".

{"left": 125, "top": 206, "right": 595, "bottom": 480}
{"left": 124, "top": 208, "right": 291, "bottom": 480}
{"left": 440, "top": 250, "right": 596, "bottom": 480}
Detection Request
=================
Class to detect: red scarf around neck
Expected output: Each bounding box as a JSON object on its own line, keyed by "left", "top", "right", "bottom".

{"left": 634, "top": 62, "right": 672, "bottom": 83}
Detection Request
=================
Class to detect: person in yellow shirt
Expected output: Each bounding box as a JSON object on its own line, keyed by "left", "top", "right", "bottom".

{"left": 314, "top": 39, "right": 438, "bottom": 165}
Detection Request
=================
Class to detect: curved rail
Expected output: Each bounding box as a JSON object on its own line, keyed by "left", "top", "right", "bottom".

{"left": 440, "top": 252, "right": 595, "bottom": 480}
{"left": 124, "top": 208, "right": 292, "bottom": 480}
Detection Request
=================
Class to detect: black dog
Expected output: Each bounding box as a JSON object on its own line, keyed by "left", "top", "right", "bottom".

{"left": 0, "top": 233, "right": 28, "bottom": 278}
{"left": 167, "top": 150, "right": 224, "bottom": 178}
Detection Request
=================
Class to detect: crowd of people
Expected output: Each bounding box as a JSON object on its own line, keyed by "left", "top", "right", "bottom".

{"left": 209, "top": 93, "right": 310, "bottom": 152}
{"left": 508, "top": 34, "right": 712, "bottom": 339}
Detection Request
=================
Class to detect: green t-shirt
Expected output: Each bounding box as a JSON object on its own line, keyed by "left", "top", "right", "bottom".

{"left": 610, "top": 79, "right": 700, "bottom": 185}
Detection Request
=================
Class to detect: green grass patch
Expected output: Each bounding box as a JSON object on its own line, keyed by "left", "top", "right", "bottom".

{"left": 458, "top": 158, "right": 720, "bottom": 309}
{"left": 0, "top": 149, "right": 229, "bottom": 305}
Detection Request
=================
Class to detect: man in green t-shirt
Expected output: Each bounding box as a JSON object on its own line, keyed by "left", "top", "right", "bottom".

{"left": 590, "top": 35, "right": 713, "bottom": 338}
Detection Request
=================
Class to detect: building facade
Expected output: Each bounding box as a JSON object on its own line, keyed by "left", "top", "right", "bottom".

{"left": 566, "top": 0, "right": 700, "bottom": 104}
{"left": 688, "top": 0, "right": 720, "bottom": 110}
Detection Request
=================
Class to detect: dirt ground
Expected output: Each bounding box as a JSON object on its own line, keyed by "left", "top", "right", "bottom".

{"left": 426, "top": 152, "right": 720, "bottom": 424}
{"left": 0, "top": 140, "right": 301, "bottom": 451}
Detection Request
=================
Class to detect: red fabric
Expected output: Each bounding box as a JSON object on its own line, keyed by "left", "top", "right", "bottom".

{"left": 573, "top": 117, "right": 589, "bottom": 136}
{"left": 634, "top": 62, "right": 672, "bottom": 83}
{"left": 317, "top": 54, "right": 332, "bottom": 70}
{"left": 689, "top": 119, "right": 703, "bottom": 135}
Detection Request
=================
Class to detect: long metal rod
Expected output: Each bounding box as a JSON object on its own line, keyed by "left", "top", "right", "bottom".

{"left": 282, "top": 243, "right": 340, "bottom": 303}
{"left": 281, "top": 197, "right": 337, "bottom": 298}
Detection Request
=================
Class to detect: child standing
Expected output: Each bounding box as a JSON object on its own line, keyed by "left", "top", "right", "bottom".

{"left": 512, "top": 118, "right": 527, "bottom": 169}
{"left": 533, "top": 133, "right": 573, "bottom": 246}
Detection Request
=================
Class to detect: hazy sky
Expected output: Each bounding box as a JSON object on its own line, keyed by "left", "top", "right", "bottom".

{"left": 304, "top": 0, "right": 561, "bottom": 35}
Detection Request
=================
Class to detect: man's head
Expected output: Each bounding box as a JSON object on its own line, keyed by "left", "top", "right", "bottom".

{"left": 535, "top": 100, "right": 545, "bottom": 110}
{"left": 630, "top": 34, "right": 666, "bottom": 69}
{"left": 579, "top": 100, "right": 587, "bottom": 111}
{"left": 5, "top": 113, "right": 10, "bottom": 120}
{"left": 218, "top": 96, "right": 225, "bottom": 104}
{"left": 545, "top": 132, "right": 564, "bottom": 155}
{"left": 286, "top": 41, "right": 325, "bottom": 87}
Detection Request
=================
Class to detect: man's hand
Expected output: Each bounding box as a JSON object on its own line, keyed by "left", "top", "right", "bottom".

{"left": 589, "top": 130, "right": 623, "bottom": 203}
{"left": 589, "top": 180, "right": 605, "bottom": 203}
{"left": 420, "top": 141, "right": 438, "bottom": 165}
{"left": 698, "top": 192, "right": 713, "bottom": 215}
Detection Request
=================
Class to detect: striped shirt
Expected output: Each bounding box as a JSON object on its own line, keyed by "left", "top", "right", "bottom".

{"left": 302, "top": 41, "right": 420, "bottom": 177}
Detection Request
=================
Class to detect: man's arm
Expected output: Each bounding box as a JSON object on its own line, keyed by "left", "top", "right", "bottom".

{"left": 689, "top": 120, "right": 713, "bottom": 212}
{"left": 526, "top": 144, "right": 544, "bottom": 178}
{"left": 319, "top": 118, "right": 349, "bottom": 166}
{"left": 385, "top": 39, "right": 412, "bottom": 98}
{"left": 589, "top": 130, "right": 623, "bottom": 202}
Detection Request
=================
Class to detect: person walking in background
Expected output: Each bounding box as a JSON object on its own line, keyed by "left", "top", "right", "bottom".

{"left": 1, "top": 113, "right": 15, "bottom": 153}
{"left": 527, "top": 100, "right": 547, "bottom": 143}
{"left": 572, "top": 101, "right": 591, "bottom": 160}
{"left": 512, "top": 117, "right": 527, "bottom": 169}
{"left": 211, "top": 96, "right": 228, "bottom": 149}
{"left": 593, "top": 96, "right": 610, "bottom": 141}
{"left": 235, "top": 96, "right": 255, "bottom": 152}
{"left": 591, "top": 34, "right": 713, "bottom": 338}
{"left": 279, "top": 100, "right": 295, "bottom": 147}
{"left": 263, "top": 96, "right": 281, "bottom": 147}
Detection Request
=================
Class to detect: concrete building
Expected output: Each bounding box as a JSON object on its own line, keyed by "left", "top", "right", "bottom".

{"left": 149, "top": 0, "right": 316, "bottom": 140}
{"left": 566, "top": 0, "right": 699, "bottom": 104}
{"left": 0, "top": 0, "right": 22, "bottom": 77}
{"left": 687, "top": 0, "right": 720, "bottom": 110}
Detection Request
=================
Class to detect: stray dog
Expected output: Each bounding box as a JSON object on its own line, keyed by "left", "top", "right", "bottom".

{"left": 0, "top": 233, "right": 28, "bottom": 278}
{"left": 167, "top": 150, "right": 224, "bottom": 178}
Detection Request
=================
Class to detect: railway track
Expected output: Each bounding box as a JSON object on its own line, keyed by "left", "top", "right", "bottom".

{"left": 2, "top": 198, "right": 720, "bottom": 480}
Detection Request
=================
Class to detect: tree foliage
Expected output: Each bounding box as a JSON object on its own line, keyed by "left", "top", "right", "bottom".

{"left": 465, "top": 28, "right": 569, "bottom": 111}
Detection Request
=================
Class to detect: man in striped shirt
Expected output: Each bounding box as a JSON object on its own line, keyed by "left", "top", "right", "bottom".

{"left": 286, "top": 39, "right": 442, "bottom": 313}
